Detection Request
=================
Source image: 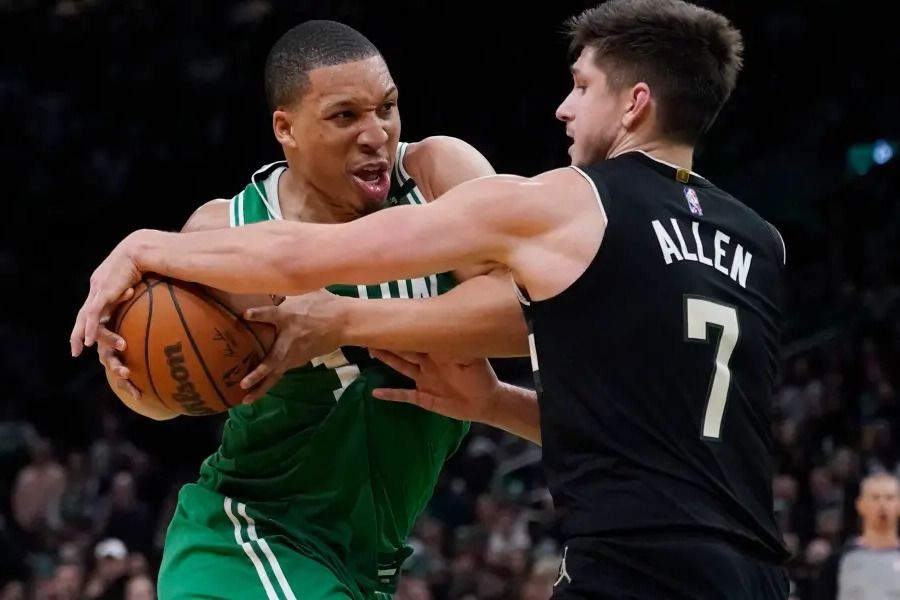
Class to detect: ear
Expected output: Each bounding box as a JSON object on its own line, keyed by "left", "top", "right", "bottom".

{"left": 621, "top": 82, "right": 652, "bottom": 131}
{"left": 273, "top": 110, "right": 297, "bottom": 149}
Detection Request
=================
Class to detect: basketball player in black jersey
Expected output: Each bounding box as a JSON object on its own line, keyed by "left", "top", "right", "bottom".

{"left": 73, "top": 0, "right": 791, "bottom": 597}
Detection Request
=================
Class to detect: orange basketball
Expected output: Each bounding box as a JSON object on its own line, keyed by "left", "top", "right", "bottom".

{"left": 111, "top": 276, "right": 276, "bottom": 417}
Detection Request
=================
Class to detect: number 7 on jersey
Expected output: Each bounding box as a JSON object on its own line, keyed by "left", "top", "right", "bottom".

{"left": 684, "top": 297, "right": 740, "bottom": 440}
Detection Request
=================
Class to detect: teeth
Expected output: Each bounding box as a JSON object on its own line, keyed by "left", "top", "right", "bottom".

{"left": 356, "top": 168, "right": 385, "bottom": 182}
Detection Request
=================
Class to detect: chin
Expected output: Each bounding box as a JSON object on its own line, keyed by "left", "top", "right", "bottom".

{"left": 359, "top": 196, "right": 389, "bottom": 215}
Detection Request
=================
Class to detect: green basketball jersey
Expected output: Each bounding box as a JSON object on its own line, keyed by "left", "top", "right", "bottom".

{"left": 196, "top": 142, "right": 470, "bottom": 594}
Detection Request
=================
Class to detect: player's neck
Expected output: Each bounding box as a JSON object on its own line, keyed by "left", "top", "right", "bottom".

{"left": 859, "top": 529, "right": 900, "bottom": 549}
{"left": 277, "top": 169, "right": 366, "bottom": 224}
{"left": 608, "top": 137, "right": 694, "bottom": 172}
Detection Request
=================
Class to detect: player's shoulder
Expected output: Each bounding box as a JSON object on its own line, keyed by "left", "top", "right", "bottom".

{"left": 464, "top": 168, "right": 591, "bottom": 202}
{"left": 705, "top": 185, "right": 787, "bottom": 267}
{"left": 402, "top": 136, "right": 495, "bottom": 200}
{"left": 403, "top": 135, "right": 483, "bottom": 166}
{"left": 182, "top": 198, "right": 230, "bottom": 233}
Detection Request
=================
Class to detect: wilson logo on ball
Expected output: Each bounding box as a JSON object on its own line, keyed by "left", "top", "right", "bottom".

{"left": 164, "top": 342, "right": 215, "bottom": 416}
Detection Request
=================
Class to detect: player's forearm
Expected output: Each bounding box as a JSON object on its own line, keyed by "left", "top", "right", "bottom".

{"left": 131, "top": 223, "right": 326, "bottom": 295}
{"left": 339, "top": 272, "right": 529, "bottom": 357}
{"left": 131, "top": 201, "right": 492, "bottom": 296}
{"left": 485, "top": 383, "right": 542, "bottom": 445}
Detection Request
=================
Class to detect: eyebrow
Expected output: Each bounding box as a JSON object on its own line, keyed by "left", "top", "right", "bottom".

{"left": 323, "top": 86, "right": 399, "bottom": 112}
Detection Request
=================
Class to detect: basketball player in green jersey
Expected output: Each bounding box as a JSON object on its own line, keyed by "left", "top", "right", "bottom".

{"left": 94, "top": 21, "right": 527, "bottom": 600}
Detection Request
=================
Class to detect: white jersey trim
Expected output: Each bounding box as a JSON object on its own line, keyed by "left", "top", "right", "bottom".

{"left": 569, "top": 166, "right": 608, "bottom": 226}
{"left": 770, "top": 222, "right": 787, "bottom": 266}
{"left": 396, "top": 141, "right": 412, "bottom": 183}
{"left": 260, "top": 166, "right": 286, "bottom": 220}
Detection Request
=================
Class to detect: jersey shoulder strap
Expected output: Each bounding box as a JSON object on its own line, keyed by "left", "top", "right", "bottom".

{"left": 230, "top": 162, "right": 286, "bottom": 227}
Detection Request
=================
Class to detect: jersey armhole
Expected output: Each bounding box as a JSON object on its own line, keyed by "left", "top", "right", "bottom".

{"left": 766, "top": 221, "right": 786, "bottom": 267}
{"left": 396, "top": 142, "right": 412, "bottom": 183}
{"left": 569, "top": 165, "right": 609, "bottom": 226}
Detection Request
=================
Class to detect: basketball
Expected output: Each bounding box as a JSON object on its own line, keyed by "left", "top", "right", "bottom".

{"left": 111, "top": 276, "right": 276, "bottom": 417}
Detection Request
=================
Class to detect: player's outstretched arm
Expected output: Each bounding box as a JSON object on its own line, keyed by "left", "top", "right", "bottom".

{"left": 337, "top": 267, "right": 528, "bottom": 357}
{"left": 238, "top": 269, "right": 530, "bottom": 401}
{"left": 136, "top": 174, "right": 528, "bottom": 294}
{"left": 71, "top": 170, "right": 577, "bottom": 354}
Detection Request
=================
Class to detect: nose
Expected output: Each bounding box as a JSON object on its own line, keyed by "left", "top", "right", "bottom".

{"left": 358, "top": 114, "right": 390, "bottom": 151}
{"left": 556, "top": 91, "right": 575, "bottom": 123}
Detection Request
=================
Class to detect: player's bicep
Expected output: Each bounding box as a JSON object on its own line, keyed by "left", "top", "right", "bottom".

{"left": 281, "top": 177, "right": 524, "bottom": 286}
{"left": 272, "top": 174, "right": 566, "bottom": 289}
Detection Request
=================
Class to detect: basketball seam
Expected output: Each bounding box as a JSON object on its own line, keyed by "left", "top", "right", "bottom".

{"left": 143, "top": 284, "right": 173, "bottom": 412}
{"left": 167, "top": 282, "right": 234, "bottom": 411}
{"left": 113, "top": 277, "right": 164, "bottom": 330}
{"left": 200, "top": 290, "right": 270, "bottom": 356}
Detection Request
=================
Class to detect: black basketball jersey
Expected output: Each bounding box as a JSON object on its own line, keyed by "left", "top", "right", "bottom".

{"left": 520, "top": 151, "right": 790, "bottom": 562}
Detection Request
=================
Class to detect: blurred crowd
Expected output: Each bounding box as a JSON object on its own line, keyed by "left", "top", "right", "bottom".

{"left": 2, "top": 1, "right": 899, "bottom": 599}
{"left": 0, "top": 414, "right": 166, "bottom": 599}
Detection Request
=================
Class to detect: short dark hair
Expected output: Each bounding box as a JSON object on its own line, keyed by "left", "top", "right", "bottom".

{"left": 566, "top": 0, "right": 744, "bottom": 144}
{"left": 264, "top": 20, "right": 381, "bottom": 111}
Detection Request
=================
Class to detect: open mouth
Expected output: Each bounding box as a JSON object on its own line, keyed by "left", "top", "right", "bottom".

{"left": 351, "top": 164, "right": 391, "bottom": 202}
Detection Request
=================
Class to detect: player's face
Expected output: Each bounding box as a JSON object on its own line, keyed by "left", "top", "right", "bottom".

{"left": 857, "top": 478, "right": 900, "bottom": 532}
{"left": 556, "top": 48, "right": 630, "bottom": 166}
{"left": 282, "top": 55, "right": 400, "bottom": 213}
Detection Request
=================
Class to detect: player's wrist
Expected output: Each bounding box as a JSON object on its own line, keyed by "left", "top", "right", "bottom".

{"left": 126, "top": 229, "right": 173, "bottom": 273}
{"left": 480, "top": 378, "right": 510, "bottom": 428}
{"left": 482, "top": 382, "right": 541, "bottom": 444}
{"left": 330, "top": 294, "right": 357, "bottom": 347}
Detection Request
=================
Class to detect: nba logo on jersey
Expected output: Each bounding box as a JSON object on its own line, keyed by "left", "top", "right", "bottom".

{"left": 684, "top": 187, "right": 703, "bottom": 216}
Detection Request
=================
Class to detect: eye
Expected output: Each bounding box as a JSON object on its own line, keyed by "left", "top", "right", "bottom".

{"left": 380, "top": 101, "right": 396, "bottom": 112}
{"left": 331, "top": 110, "right": 355, "bottom": 121}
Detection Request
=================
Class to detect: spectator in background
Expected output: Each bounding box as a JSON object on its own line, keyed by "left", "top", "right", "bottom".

{"left": 83, "top": 538, "right": 129, "bottom": 600}
{"left": 861, "top": 420, "right": 898, "bottom": 475}
{"left": 485, "top": 501, "right": 531, "bottom": 568}
{"left": 39, "top": 562, "right": 84, "bottom": 600}
{"left": 59, "top": 452, "right": 97, "bottom": 536}
{"left": 519, "top": 556, "right": 558, "bottom": 600}
{"left": 95, "top": 472, "right": 153, "bottom": 556}
{"left": 88, "top": 415, "right": 141, "bottom": 489}
{"left": 0, "top": 581, "right": 25, "bottom": 600}
{"left": 396, "top": 575, "right": 433, "bottom": 600}
{"left": 11, "top": 438, "right": 65, "bottom": 539}
{"left": 123, "top": 575, "right": 155, "bottom": 600}
{"left": 814, "top": 472, "right": 900, "bottom": 599}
